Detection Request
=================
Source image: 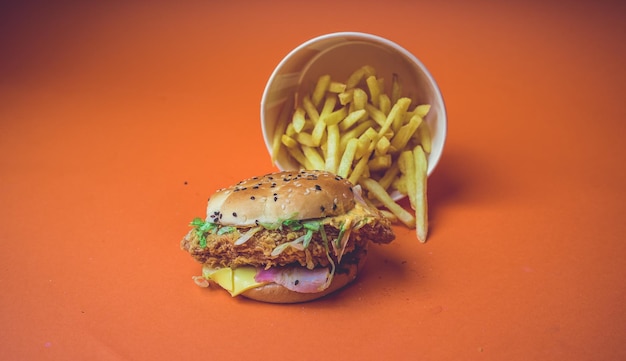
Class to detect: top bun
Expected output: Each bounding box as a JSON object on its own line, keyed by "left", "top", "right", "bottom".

{"left": 206, "top": 170, "right": 356, "bottom": 226}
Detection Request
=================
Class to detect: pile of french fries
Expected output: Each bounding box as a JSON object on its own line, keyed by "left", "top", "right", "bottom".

{"left": 271, "top": 65, "right": 431, "bottom": 242}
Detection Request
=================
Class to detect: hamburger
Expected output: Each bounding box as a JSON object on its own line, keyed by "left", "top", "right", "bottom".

{"left": 180, "top": 170, "right": 395, "bottom": 303}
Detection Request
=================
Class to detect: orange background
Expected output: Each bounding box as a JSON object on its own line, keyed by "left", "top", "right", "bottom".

{"left": 1, "top": 1, "right": 625, "bottom": 360}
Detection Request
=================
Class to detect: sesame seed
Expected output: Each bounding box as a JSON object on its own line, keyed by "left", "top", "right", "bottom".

{"left": 250, "top": 196, "right": 256, "bottom": 200}
{"left": 315, "top": 184, "right": 322, "bottom": 191}
{"left": 232, "top": 212, "right": 237, "bottom": 217}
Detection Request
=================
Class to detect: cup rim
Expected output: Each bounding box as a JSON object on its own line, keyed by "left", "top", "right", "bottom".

{"left": 261, "top": 31, "right": 447, "bottom": 180}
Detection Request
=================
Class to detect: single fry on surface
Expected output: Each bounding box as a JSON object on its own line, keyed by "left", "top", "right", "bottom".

{"left": 413, "top": 145, "right": 428, "bottom": 242}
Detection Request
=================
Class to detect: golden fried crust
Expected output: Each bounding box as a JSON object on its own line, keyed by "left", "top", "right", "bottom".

{"left": 180, "top": 218, "right": 393, "bottom": 270}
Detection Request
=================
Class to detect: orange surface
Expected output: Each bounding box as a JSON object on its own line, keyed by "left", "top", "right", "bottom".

{"left": 1, "top": 1, "right": 625, "bottom": 360}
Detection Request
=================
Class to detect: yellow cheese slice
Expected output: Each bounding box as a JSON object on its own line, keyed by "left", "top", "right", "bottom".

{"left": 203, "top": 266, "right": 267, "bottom": 296}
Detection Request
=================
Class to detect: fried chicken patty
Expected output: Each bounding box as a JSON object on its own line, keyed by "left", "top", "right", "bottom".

{"left": 180, "top": 219, "right": 394, "bottom": 270}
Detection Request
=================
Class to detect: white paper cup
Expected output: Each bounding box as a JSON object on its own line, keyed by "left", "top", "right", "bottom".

{"left": 261, "top": 32, "right": 447, "bottom": 198}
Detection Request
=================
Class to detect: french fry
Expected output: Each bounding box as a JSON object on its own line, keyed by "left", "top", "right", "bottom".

{"left": 281, "top": 134, "right": 298, "bottom": 148}
{"left": 350, "top": 137, "right": 378, "bottom": 184}
{"left": 339, "top": 109, "right": 367, "bottom": 131}
{"left": 388, "top": 97, "right": 412, "bottom": 133}
{"left": 322, "top": 107, "right": 348, "bottom": 126}
{"left": 368, "top": 154, "right": 392, "bottom": 172}
{"left": 355, "top": 127, "right": 378, "bottom": 159}
{"left": 296, "top": 132, "right": 316, "bottom": 147}
{"left": 302, "top": 146, "right": 325, "bottom": 170}
{"left": 311, "top": 118, "right": 326, "bottom": 146}
{"left": 379, "top": 94, "right": 391, "bottom": 116}
{"left": 346, "top": 65, "right": 376, "bottom": 89}
{"left": 348, "top": 156, "right": 370, "bottom": 185}
{"left": 365, "top": 103, "right": 386, "bottom": 126}
{"left": 392, "top": 176, "right": 408, "bottom": 195}
{"left": 301, "top": 95, "right": 320, "bottom": 123}
{"left": 414, "top": 104, "right": 431, "bottom": 118}
{"left": 319, "top": 94, "right": 337, "bottom": 119}
{"left": 339, "top": 119, "right": 375, "bottom": 151}
{"left": 328, "top": 81, "right": 346, "bottom": 93}
{"left": 338, "top": 90, "right": 353, "bottom": 106}
{"left": 398, "top": 150, "right": 417, "bottom": 210}
{"left": 378, "top": 162, "right": 400, "bottom": 191}
{"left": 391, "top": 114, "right": 422, "bottom": 151}
{"left": 379, "top": 209, "right": 398, "bottom": 223}
{"left": 416, "top": 121, "right": 432, "bottom": 153}
{"left": 352, "top": 88, "right": 368, "bottom": 110}
{"left": 366, "top": 75, "right": 381, "bottom": 107}
{"left": 325, "top": 125, "right": 340, "bottom": 173}
{"left": 360, "top": 178, "right": 415, "bottom": 228}
{"left": 286, "top": 146, "right": 311, "bottom": 169}
{"left": 413, "top": 145, "right": 428, "bottom": 242}
{"left": 312, "top": 74, "right": 331, "bottom": 108}
{"left": 292, "top": 107, "right": 306, "bottom": 133}
{"left": 375, "top": 135, "right": 391, "bottom": 155}
{"left": 337, "top": 138, "right": 358, "bottom": 178}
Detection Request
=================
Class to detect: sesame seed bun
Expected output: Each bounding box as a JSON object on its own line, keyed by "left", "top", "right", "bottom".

{"left": 206, "top": 170, "right": 356, "bottom": 226}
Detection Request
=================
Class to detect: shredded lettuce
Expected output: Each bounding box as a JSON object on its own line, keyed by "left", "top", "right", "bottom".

{"left": 189, "top": 217, "right": 236, "bottom": 248}
{"left": 270, "top": 234, "right": 307, "bottom": 256}
{"left": 259, "top": 214, "right": 303, "bottom": 231}
{"left": 334, "top": 221, "right": 346, "bottom": 249}
{"left": 234, "top": 226, "right": 262, "bottom": 246}
{"left": 282, "top": 219, "right": 304, "bottom": 230}
{"left": 320, "top": 226, "right": 336, "bottom": 290}
{"left": 259, "top": 221, "right": 282, "bottom": 230}
{"left": 302, "top": 229, "right": 314, "bottom": 249}
{"left": 216, "top": 226, "right": 236, "bottom": 235}
{"left": 303, "top": 220, "right": 322, "bottom": 231}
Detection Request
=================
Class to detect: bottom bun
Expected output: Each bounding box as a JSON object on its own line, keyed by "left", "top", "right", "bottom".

{"left": 242, "top": 250, "right": 368, "bottom": 304}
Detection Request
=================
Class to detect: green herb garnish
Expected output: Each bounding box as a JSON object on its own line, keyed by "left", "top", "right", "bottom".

{"left": 189, "top": 217, "right": 217, "bottom": 248}
{"left": 259, "top": 221, "right": 282, "bottom": 230}
{"left": 282, "top": 219, "right": 304, "bottom": 230}
{"left": 303, "top": 220, "right": 322, "bottom": 231}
